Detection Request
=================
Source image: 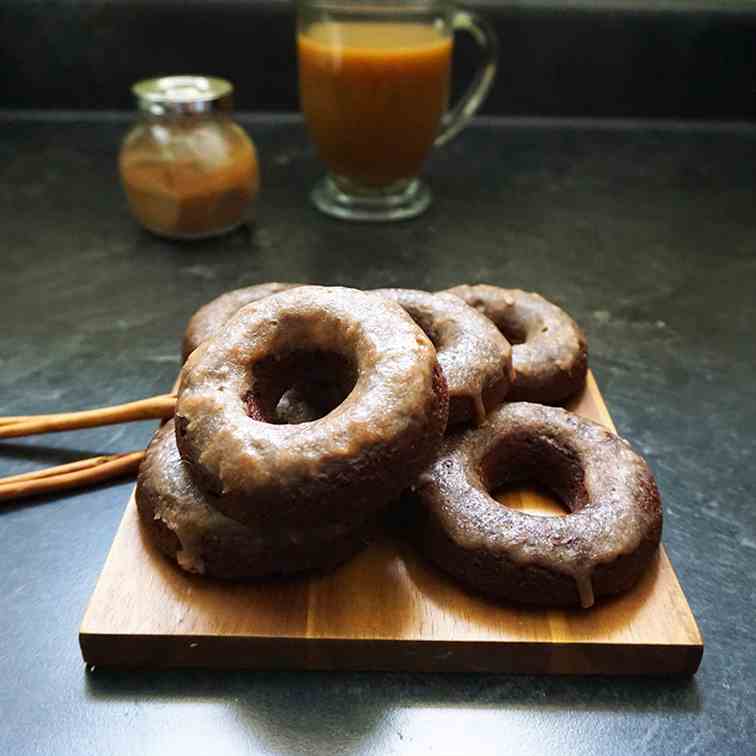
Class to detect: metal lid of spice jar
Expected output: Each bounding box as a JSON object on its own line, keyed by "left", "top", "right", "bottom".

{"left": 132, "top": 75, "right": 234, "bottom": 116}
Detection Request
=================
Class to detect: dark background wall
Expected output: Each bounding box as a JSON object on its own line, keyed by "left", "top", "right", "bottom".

{"left": 1, "top": 0, "right": 755, "bottom": 119}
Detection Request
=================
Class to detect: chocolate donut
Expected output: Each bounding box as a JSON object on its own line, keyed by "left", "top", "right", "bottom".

{"left": 182, "top": 282, "right": 300, "bottom": 361}
{"left": 442, "top": 284, "right": 588, "bottom": 404}
{"left": 136, "top": 421, "right": 374, "bottom": 579}
{"left": 176, "top": 286, "right": 449, "bottom": 530}
{"left": 412, "top": 403, "right": 662, "bottom": 608}
{"left": 373, "top": 288, "right": 513, "bottom": 426}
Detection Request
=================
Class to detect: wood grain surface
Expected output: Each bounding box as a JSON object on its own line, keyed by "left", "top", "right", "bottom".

{"left": 80, "top": 372, "right": 703, "bottom": 675}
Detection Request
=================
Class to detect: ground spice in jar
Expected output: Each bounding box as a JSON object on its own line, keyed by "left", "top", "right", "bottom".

{"left": 119, "top": 76, "right": 259, "bottom": 240}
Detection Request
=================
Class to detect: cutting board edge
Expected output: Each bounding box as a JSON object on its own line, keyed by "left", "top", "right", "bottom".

{"left": 79, "top": 632, "right": 703, "bottom": 676}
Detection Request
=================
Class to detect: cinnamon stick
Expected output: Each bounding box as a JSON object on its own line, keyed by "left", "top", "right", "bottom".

{"left": 0, "top": 394, "right": 176, "bottom": 439}
{"left": 0, "top": 417, "right": 36, "bottom": 427}
{"left": 0, "top": 451, "right": 145, "bottom": 503}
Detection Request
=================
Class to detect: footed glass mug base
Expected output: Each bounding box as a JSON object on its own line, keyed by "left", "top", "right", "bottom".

{"left": 311, "top": 174, "right": 432, "bottom": 222}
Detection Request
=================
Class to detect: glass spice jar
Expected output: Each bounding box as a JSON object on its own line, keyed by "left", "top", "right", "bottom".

{"left": 119, "top": 75, "right": 259, "bottom": 240}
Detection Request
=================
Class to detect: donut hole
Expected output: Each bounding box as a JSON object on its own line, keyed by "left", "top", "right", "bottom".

{"left": 481, "top": 432, "right": 588, "bottom": 517}
{"left": 243, "top": 349, "right": 358, "bottom": 424}
{"left": 491, "top": 316, "right": 528, "bottom": 346}
{"left": 493, "top": 483, "right": 570, "bottom": 517}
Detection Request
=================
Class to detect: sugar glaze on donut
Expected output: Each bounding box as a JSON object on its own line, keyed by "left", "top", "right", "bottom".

{"left": 182, "top": 282, "right": 301, "bottom": 361}
{"left": 136, "top": 421, "right": 375, "bottom": 578}
{"left": 176, "top": 286, "right": 449, "bottom": 531}
{"left": 412, "top": 403, "right": 662, "bottom": 608}
{"left": 443, "top": 284, "right": 588, "bottom": 404}
{"left": 374, "top": 288, "right": 513, "bottom": 426}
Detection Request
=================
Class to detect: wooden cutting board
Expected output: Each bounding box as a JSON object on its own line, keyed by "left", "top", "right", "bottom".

{"left": 79, "top": 372, "right": 703, "bottom": 675}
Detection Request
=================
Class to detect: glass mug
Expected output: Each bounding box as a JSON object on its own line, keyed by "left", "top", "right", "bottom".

{"left": 297, "top": 0, "right": 498, "bottom": 221}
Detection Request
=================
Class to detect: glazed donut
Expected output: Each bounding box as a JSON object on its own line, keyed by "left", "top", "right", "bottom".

{"left": 411, "top": 403, "right": 662, "bottom": 608}
{"left": 182, "top": 282, "right": 300, "bottom": 361}
{"left": 442, "top": 284, "right": 588, "bottom": 404}
{"left": 373, "top": 288, "right": 513, "bottom": 426}
{"left": 176, "top": 286, "right": 449, "bottom": 530}
{"left": 136, "top": 421, "right": 375, "bottom": 579}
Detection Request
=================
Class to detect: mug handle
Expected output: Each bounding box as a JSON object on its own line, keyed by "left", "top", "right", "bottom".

{"left": 434, "top": 10, "right": 499, "bottom": 147}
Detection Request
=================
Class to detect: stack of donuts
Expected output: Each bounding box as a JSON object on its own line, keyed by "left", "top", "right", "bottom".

{"left": 136, "top": 284, "right": 662, "bottom": 608}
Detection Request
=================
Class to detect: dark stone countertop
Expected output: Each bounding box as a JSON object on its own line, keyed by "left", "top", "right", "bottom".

{"left": 0, "top": 113, "right": 754, "bottom": 756}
